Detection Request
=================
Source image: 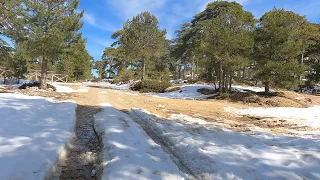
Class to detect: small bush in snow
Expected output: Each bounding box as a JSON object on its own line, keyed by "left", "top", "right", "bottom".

{"left": 131, "top": 80, "right": 171, "bottom": 93}
{"left": 19, "top": 82, "right": 56, "bottom": 91}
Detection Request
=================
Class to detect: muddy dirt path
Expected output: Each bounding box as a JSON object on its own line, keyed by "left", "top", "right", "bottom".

{"left": 57, "top": 88, "right": 109, "bottom": 180}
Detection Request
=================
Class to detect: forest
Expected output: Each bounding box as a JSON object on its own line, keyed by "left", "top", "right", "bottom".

{"left": 94, "top": 1, "right": 320, "bottom": 93}
{"left": 0, "top": 0, "right": 92, "bottom": 89}
{"left": 1, "top": 1, "right": 320, "bottom": 93}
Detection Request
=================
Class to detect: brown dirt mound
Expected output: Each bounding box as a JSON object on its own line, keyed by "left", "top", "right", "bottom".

{"left": 197, "top": 88, "right": 217, "bottom": 95}
{"left": 203, "top": 90, "right": 307, "bottom": 108}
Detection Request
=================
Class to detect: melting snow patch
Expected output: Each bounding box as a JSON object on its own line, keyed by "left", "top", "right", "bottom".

{"left": 94, "top": 103, "right": 186, "bottom": 180}
{"left": 150, "top": 84, "right": 267, "bottom": 100}
{"left": 0, "top": 93, "right": 76, "bottom": 180}
{"left": 151, "top": 84, "right": 217, "bottom": 100}
{"left": 125, "top": 92, "right": 138, "bottom": 96}
{"left": 231, "top": 85, "right": 265, "bottom": 92}
{"left": 51, "top": 83, "right": 88, "bottom": 93}
{"left": 131, "top": 108, "right": 320, "bottom": 180}
{"left": 226, "top": 106, "right": 320, "bottom": 128}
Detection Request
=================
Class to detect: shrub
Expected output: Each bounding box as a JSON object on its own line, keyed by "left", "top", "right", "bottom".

{"left": 19, "top": 82, "right": 56, "bottom": 91}
{"left": 131, "top": 80, "right": 171, "bottom": 93}
{"left": 90, "top": 78, "right": 102, "bottom": 82}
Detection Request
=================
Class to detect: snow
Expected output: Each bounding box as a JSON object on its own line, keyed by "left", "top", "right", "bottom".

{"left": 150, "top": 84, "right": 266, "bottom": 100}
{"left": 105, "top": 83, "right": 131, "bottom": 90}
{"left": 51, "top": 82, "right": 88, "bottom": 93}
{"left": 131, "top": 108, "right": 320, "bottom": 180}
{"left": 151, "top": 84, "right": 217, "bottom": 100}
{"left": 231, "top": 85, "right": 265, "bottom": 92}
{"left": 94, "top": 103, "right": 186, "bottom": 180}
{"left": 0, "top": 79, "right": 33, "bottom": 89}
{"left": 83, "top": 82, "right": 131, "bottom": 90}
{"left": 125, "top": 92, "right": 138, "bottom": 96}
{"left": 0, "top": 93, "right": 76, "bottom": 180}
{"left": 98, "top": 91, "right": 108, "bottom": 94}
{"left": 226, "top": 106, "right": 320, "bottom": 128}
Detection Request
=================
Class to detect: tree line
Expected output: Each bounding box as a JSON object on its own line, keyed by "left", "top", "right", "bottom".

{"left": 95, "top": 1, "right": 320, "bottom": 93}
{"left": 0, "top": 0, "right": 92, "bottom": 89}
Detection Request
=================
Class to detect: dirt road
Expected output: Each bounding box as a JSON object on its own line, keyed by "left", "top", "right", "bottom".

{"left": 56, "top": 88, "right": 109, "bottom": 180}
{"left": 68, "top": 86, "right": 319, "bottom": 136}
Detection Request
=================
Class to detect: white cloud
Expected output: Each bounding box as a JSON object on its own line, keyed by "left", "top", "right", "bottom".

{"left": 94, "top": 38, "right": 114, "bottom": 47}
{"left": 83, "top": 12, "right": 97, "bottom": 26}
{"left": 83, "top": 12, "right": 120, "bottom": 32}
{"left": 106, "top": 0, "right": 168, "bottom": 20}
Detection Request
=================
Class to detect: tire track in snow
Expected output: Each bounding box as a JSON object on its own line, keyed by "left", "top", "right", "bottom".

{"left": 126, "top": 110, "right": 197, "bottom": 180}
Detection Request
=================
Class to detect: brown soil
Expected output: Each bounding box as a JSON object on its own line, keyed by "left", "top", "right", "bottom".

{"left": 58, "top": 88, "right": 110, "bottom": 180}
{"left": 16, "top": 89, "right": 73, "bottom": 101}
{"left": 202, "top": 89, "right": 320, "bottom": 108}
{"left": 100, "top": 87, "right": 247, "bottom": 118}
{"left": 85, "top": 86, "right": 319, "bottom": 137}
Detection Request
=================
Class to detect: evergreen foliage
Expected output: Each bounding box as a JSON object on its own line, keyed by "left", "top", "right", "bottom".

{"left": 1, "top": 0, "right": 91, "bottom": 88}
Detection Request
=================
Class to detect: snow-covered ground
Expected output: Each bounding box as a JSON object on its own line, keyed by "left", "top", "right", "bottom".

{"left": 231, "top": 85, "right": 265, "bottom": 92}
{"left": 51, "top": 82, "right": 88, "bottom": 93}
{"left": 94, "top": 103, "right": 186, "bottom": 180}
{"left": 0, "top": 93, "right": 76, "bottom": 180}
{"left": 151, "top": 84, "right": 217, "bottom": 100}
{"left": 150, "top": 84, "right": 266, "bottom": 100}
{"left": 226, "top": 106, "right": 320, "bottom": 128}
{"left": 83, "top": 82, "right": 131, "bottom": 90}
{"left": 0, "top": 79, "right": 33, "bottom": 89}
{"left": 131, "top": 108, "right": 320, "bottom": 180}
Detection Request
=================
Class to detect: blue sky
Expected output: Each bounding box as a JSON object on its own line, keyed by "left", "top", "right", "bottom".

{"left": 2, "top": 0, "right": 319, "bottom": 62}
{"left": 79, "top": 0, "right": 320, "bottom": 61}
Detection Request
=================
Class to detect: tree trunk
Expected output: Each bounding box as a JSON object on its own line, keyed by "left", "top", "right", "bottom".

{"left": 264, "top": 80, "right": 270, "bottom": 94}
{"left": 213, "top": 68, "right": 217, "bottom": 90}
{"left": 196, "top": 60, "right": 199, "bottom": 74}
{"left": 191, "top": 58, "right": 195, "bottom": 80}
{"left": 175, "top": 64, "right": 179, "bottom": 79}
{"left": 224, "top": 70, "right": 228, "bottom": 93}
{"left": 141, "top": 60, "right": 146, "bottom": 81}
{"left": 40, "top": 58, "right": 48, "bottom": 89}
{"left": 221, "top": 68, "right": 225, "bottom": 93}
{"left": 242, "top": 66, "right": 246, "bottom": 80}
{"left": 229, "top": 71, "right": 232, "bottom": 92}
{"left": 179, "top": 65, "right": 182, "bottom": 79}
{"left": 183, "top": 63, "right": 187, "bottom": 79}
{"left": 299, "top": 52, "right": 304, "bottom": 81}
{"left": 218, "top": 63, "right": 222, "bottom": 92}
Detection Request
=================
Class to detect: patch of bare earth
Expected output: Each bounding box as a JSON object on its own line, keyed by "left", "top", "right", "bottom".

{"left": 57, "top": 88, "right": 110, "bottom": 180}
{"left": 15, "top": 89, "right": 73, "bottom": 101}
{"left": 21, "top": 86, "right": 108, "bottom": 179}
{"left": 59, "top": 105, "right": 102, "bottom": 180}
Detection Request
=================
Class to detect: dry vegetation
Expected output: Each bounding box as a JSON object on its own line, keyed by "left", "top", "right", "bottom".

{"left": 198, "top": 88, "right": 320, "bottom": 108}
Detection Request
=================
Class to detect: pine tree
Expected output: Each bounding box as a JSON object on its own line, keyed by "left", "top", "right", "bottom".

{"left": 118, "top": 12, "right": 167, "bottom": 80}
{"left": 254, "top": 8, "right": 313, "bottom": 93}
{"left": 190, "top": 1, "right": 255, "bottom": 92}
{"left": 4, "top": 0, "right": 84, "bottom": 89}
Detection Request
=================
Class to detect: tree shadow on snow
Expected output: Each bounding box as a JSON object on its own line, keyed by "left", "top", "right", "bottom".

{"left": 0, "top": 95, "right": 76, "bottom": 179}
{"left": 130, "top": 110, "right": 320, "bottom": 180}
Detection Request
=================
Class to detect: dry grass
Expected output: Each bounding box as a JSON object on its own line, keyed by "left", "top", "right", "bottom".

{"left": 200, "top": 88, "right": 320, "bottom": 108}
